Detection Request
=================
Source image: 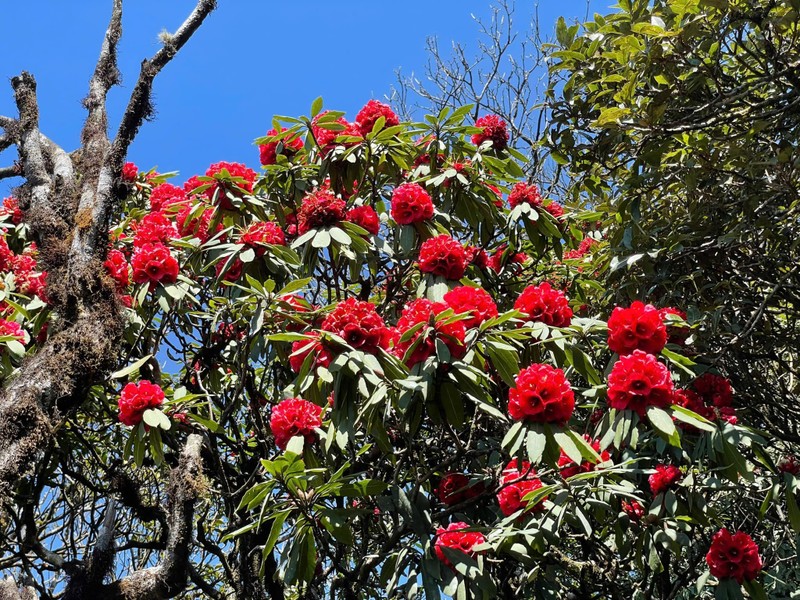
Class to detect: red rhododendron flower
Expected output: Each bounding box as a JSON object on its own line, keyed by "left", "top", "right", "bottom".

{"left": 0, "top": 197, "right": 24, "bottom": 225}
{"left": 118, "top": 381, "right": 165, "bottom": 426}
{"left": 659, "top": 306, "right": 690, "bottom": 345}
{"left": 497, "top": 460, "right": 547, "bottom": 516}
{"left": 216, "top": 257, "right": 243, "bottom": 282}
{"left": 508, "top": 363, "right": 575, "bottom": 424}
{"left": 240, "top": 221, "right": 286, "bottom": 255}
{"left": 320, "top": 298, "right": 390, "bottom": 354}
{"left": 434, "top": 522, "right": 485, "bottom": 568}
{"left": 443, "top": 286, "right": 498, "bottom": 329}
{"left": 778, "top": 455, "right": 800, "bottom": 475}
{"left": 464, "top": 245, "right": 489, "bottom": 269}
{"left": 0, "top": 318, "right": 26, "bottom": 346}
{"left": 311, "top": 111, "right": 353, "bottom": 155}
{"left": 622, "top": 500, "right": 645, "bottom": 522}
{"left": 204, "top": 161, "right": 257, "bottom": 210}
{"left": 346, "top": 205, "right": 380, "bottom": 235}
{"left": 544, "top": 202, "right": 565, "bottom": 220}
{"left": 394, "top": 298, "right": 466, "bottom": 366}
{"left": 183, "top": 175, "right": 205, "bottom": 196}
{"left": 149, "top": 183, "right": 187, "bottom": 212}
{"left": 673, "top": 388, "right": 716, "bottom": 424}
{"left": 12, "top": 254, "right": 47, "bottom": 300}
{"left": 472, "top": 114, "right": 509, "bottom": 151}
{"left": 717, "top": 406, "right": 738, "bottom": 425}
{"left": 297, "top": 189, "right": 347, "bottom": 235}
{"left": 418, "top": 235, "right": 467, "bottom": 280}
{"left": 706, "top": 529, "right": 762, "bottom": 584}
{"left": 692, "top": 373, "right": 734, "bottom": 408}
{"left": 649, "top": 464, "right": 682, "bottom": 495}
{"left": 514, "top": 282, "right": 573, "bottom": 328}
{"left": 507, "top": 183, "right": 542, "bottom": 209}
{"left": 607, "top": 350, "right": 674, "bottom": 416}
{"left": 131, "top": 243, "right": 179, "bottom": 287}
{"left": 0, "top": 238, "right": 15, "bottom": 273}
{"left": 558, "top": 435, "right": 610, "bottom": 478}
{"left": 355, "top": 100, "right": 399, "bottom": 136}
{"left": 104, "top": 249, "right": 130, "bottom": 289}
{"left": 488, "top": 245, "right": 528, "bottom": 272}
{"left": 121, "top": 162, "right": 138, "bottom": 183}
{"left": 289, "top": 335, "right": 333, "bottom": 373}
{"left": 175, "top": 203, "right": 224, "bottom": 244}
{"left": 607, "top": 301, "right": 668, "bottom": 356}
{"left": 269, "top": 397, "right": 323, "bottom": 450}
{"left": 132, "top": 212, "right": 179, "bottom": 247}
{"left": 391, "top": 183, "right": 434, "bottom": 225}
{"left": 259, "top": 127, "right": 304, "bottom": 165}
{"left": 563, "top": 236, "right": 597, "bottom": 260}
{"left": 436, "top": 473, "right": 484, "bottom": 506}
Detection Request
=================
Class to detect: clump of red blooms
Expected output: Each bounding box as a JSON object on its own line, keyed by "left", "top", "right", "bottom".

{"left": 289, "top": 335, "right": 333, "bottom": 373}
{"left": 435, "top": 473, "right": 484, "bottom": 506}
{"left": 121, "top": 162, "right": 138, "bottom": 182}
{"left": 393, "top": 298, "right": 466, "bottom": 366}
{"left": 355, "top": 100, "right": 399, "bottom": 137}
{"left": 118, "top": 380, "right": 165, "bottom": 426}
{"left": 706, "top": 528, "right": 762, "bottom": 584}
{"left": 649, "top": 464, "right": 682, "bottom": 495}
{"left": 659, "top": 306, "right": 690, "bottom": 345}
{"left": 465, "top": 245, "right": 489, "bottom": 269}
{"left": 442, "top": 286, "right": 498, "bottom": 329}
{"left": 149, "top": 183, "right": 187, "bottom": 212}
{"left": 203, "top": 161, "right": 257, "bottom": 210}
{"left": 390, "top": 183, "right": 434, "bottom": 225}
{"left": 240, "top": 221, "right": 286, "bottom": 255}
{"left": 507, "top": 182, "right": 542, "bottom": 209}
{"left": 778, "top": 455, "right": 800, "bottom": 475}
{"left": 259, "top": 127, "right": 304, "bottom": 165}
{"left": 311, "top": 112, "right": 353, "bottom": 155}
{"left": 434, "top": 522, "right": 486, "bottom": 568}
{"left": 104, "top": 249, "right": 131, "bottom": 289}
{"left": 418, "top": 235, "right": 467, "bottom": 280}
{"left": 346, "top": 205, "right": 380, "bottom": 235}
{"left": 622, "top": 500, "right": 645, "bottom": 522}
{"left": 508, "top": 364, "right": 575, "bottom": 424}
{"left": 320, "top": 298, "right": 390, "bottom": 354}
{"left": 514, "top": 282, "right": 573, "bottom": 328}
{"left": 674, "top": 383, "right": 737, "bottom": 427}
{"left": 0, "top": 237, "right": 47, "bottom": 301}
{"left": 0, "top": 318, "right": 26, "bottom": 345}
{"left": 131, "top": 243, "right": 179, "bottom": 288}
{"left": 269, "top": 397, "right": 324, "bottom": 450}
{"left": 691, "top": 372, "right": 734, "bottom": 407}
{"left": 0, "top": 197, "right": 24, "bottom": 225}
{"left": 488, "top": 245, "right": 527, "bottom": 272}
{"left": 607, "top": 350, "right": 674, "bottom": 416}
{"left": 471, "top": 114, "right": 509, "bottom": 151}
{"left": 132, "top": 212, "right": 178, "bottom": 247}
{"left": 297, "top": 189, "right": 347, "bottom": 234}
{"left": 175, "top": 202, "right": 223, "bottom": 244}
{"left": 558, "top": 435, "right": 610, "bottom": 479}
{"left": 563, "top": 236, "right": 597, "bottom": 260}
{"left": 607, "top": 301, "right": 668, "bottom": 356}
{"left": 497, "top": 459, "right": 547, "bottom": 516}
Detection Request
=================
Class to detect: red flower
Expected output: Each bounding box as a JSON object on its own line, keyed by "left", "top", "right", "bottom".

{"left": 346, "top": 205, "right": 380, "bottom": 235}
{"left": 269, "top": 397, "right": 323, "bottom": 450}
{"left": 418, "top": 235, "right": 467, "bottom": 280}
{"left": 12, "top": 254, "right": 47, "bottom": 300}
{"left": 104, "top": 249, "right": 130, "bottom": 289}
{"left": 394, "top": 298, "right": 466, "bottom": 366}
{"left": 607, "top": 350, "right": 674, "bottom": 416}
{"left": 320, "top": 298, "right": 390, "bottom": 354}
{"left": 778, "top": 455, "right": 800, "bottom": 475}
{"left": 132, "top": 212, "right": 179, "bottom": 248}
{"left": 508, "top": 364, "right": 575, "bottom": 424}
{"left": 464, "top": 245, "right": 489, "bottom": 269}
{"left": 216, "top": 257, "right": 243, "bottom": 282}
{"left": 607, "top": 301, "right": 667, "bottom": 356}
{"left": 673, "top": 388, "right": 716, "bottom": 424}
{"left": 706, "top": 529, "right": 762, "bottom": 584}
{"left": 434, "top": 522, "right": 485, "bottom": 568}
{"left": 204, "top": 161, "right": 257, "bottom": 210}
{"left": 259, "top": 127, "right": 304, "bottom": 165}
{"left": 183, "top": 175, "right": 205, "bottom": 196}
{"left": 514, "top": 282, "right": 573, "bottom": 328}
{"left": 289, "top": 335, "right": 333, "bottom": 373}
{"left": 692, "top": 373, "right": 734, "bottom": 408}
{"left": 443, "top": 286, "right": 498, "bottom": 329}
{"left": 436, "top": 473, "right": 484, "bottom": 506}
{"left": 277, "top": 294, "right": 315, "bottom": 333}
{"left": 488, "top": 245, "right": 528, "bottom": 272}
{"left": 622, "top": 500, "right": 644, "bottom": 522}
{"left": 558, "top": 435, "right": 610, "bottom": 478}
{"left": 297, "top": 189, "right": 347, "bottom": 234}
{"left": 659, "top": 306, "right": 690, "bottom": 345}
{"left": 472, "top": 114, "right": 509, "bottom": 151}
{"left": 0, "top": 318, "right": 26, "bottom": 345}
{"left": 544, "top": 202, "right": 565, "bottom": 220}
{"left": 497, "top": 460, "right": 547, "bottom": 516}
{"left": 0, "top": 197, "right": 24, "bottom": 225}
{"left": 175, "top": 203, "right": 223, "bottom": 244}
{"left": 311, "top": 111, "right": 352, "bottom": 155}
{"left": 240, "top": 221, "right": 286, "bottom": 255}
{"left": 507, "top": 183, "right": 542, "bottom": 209}
{"left": 355, "top": 100, "right": 399, "bottom": 136}
{"left": 390, "top": 183, "right": 434, "bottom": 225}
{"left": 131, "top": 243, "right": 179, "bottom": 287}
{"left": 149, "top": 183, "right": 187, "bottom": 212}
{"left": 648, "top": 464, "right": 682, "bottom": 495}
{"left": 563, "top": 236, "right": 597, "bottom": 260}
{"left": 118, "top": 381, "right": 165, "bottom": 426}
{"left": 121, "top": 162, "right": 138, "bottom": 183}
{"left": 0, "top": 237, "right": 15, "bottom": 272}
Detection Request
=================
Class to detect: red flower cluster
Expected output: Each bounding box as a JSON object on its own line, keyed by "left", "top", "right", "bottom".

{"left": 149, "top": 183, "right": 187, "bottom": 212}
{"left": 289, "top": 335, "right": 333, "bottom": 373}
{"left": 435, "top": 473, "right": 484, "bottom": 506}
{"left": 393, "top": 298, "right": 466, "bottom": 366}
{"left": 607, "top": 350, "right": 674, "bottom": 416}
{"left": 104, "top": 249, "right": 131, "bottom": 289}
{"left": 649, "top": 464, "right": 682, "bottom": 495}
{"left": 121, "top": 162, "right": 138, "bottom": 183}
{"left": 514, "top": 282, "right": 573, "bottom": 328}
{"left": 311, "top": 111, "right": 355, "bottom": 155}
{"left": 507, "top": 183, "right": 542, "bottom": 209}
{"left": 488, "top": 245, "right": 527, "bottom": 272}
{"left": 563, "top": 236, "right": 597, "bottom": 260}
{"left": 706, "top": 529, "right": 762, "bottom": 583}
{"left": 558, "top": 435, "right": 610, "bottom": 479}
{"left": 0, "top": 197, "right": 24, "bottom": 225}
{"left": 175, "top": 203, "right": 223, "bottom": 244}
{"left": 434, "top": 522, "right": 485, "bottom": 568}
{"left": 204, "top": 161, "right": 257, "bottom": 210}
{"left": 390, "top": 183, "right": 434, "bottom": 225}
{"left": 692, "top": 373, "right": 734, "bottom": 408}
{"left": 11, "top": 251, "right": 47, "bottom": 300}
{"left": 544, "top": 202, "right": 565, "bottom": 220}
{"left": 269, "top": 397, "right": 323, "bottom": 450}
{"left": 418, "top": 235, "right": 467, "bottom": 280}
{"left": 355, "top": 100, "right": 399, "bottom": 136}
{"left": 297, "top": 189, "right": 347, "bottom": 234}
{"left": 132, "top": 212, "right": 179, "bottom": 247}
{"left": 778, "top": 455, "right": 800, "bottom": 475}
{"left": 131, "top": 243, "right": 179, "bottom": 287}
{"left": 674, "top": 387, "right": 737, "bottom": 427}
{"left": 259, "top": 127, "right": 304, "bottom": 165}
{"left": 659, "top": 306, "right": 690, "bottom": 345}
{"left": 607, "top": 301, "right": 667, "bottom": 356}
{"left": 622, "top": 500, "right": 645, "bottom": 522}
{"left": 0, "top": 318, "right": 26, "bottom": 345}
{"left": 472, "top": 114, "right": 509, "bottom": 151}
{"left": 508, "top": 364, "right": 575, "bottom": 424}
{"left": 442, "top": 286, "right": 498, "bottom": 329}
{"left": 320, "top": 298, "right": 390, "bottom": 354}
{"left": 464, "top": 245, "right": 489, "bottom": 269}
{"left": 497, "top": 459, "right": 547, "bottom": 516}
{"left": 118, "top": 380, "right": 165, "bottom": 426}
{"left": 346, "top": 205, "right": 380, "bottom": 235}
{"left": 240, "top": 221, "right": 286, "bottom": 255}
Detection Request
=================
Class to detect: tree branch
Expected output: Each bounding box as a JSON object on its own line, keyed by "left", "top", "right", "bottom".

{"left": 0, "top": 164, "right": 21, "bottom": 180}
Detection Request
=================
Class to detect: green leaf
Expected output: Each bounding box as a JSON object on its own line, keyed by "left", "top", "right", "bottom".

{"left": 526, "top": 428, "right": 547, "bottom": 464}
{"left": 111, "top": 354, "right": 153, "bottom": 379}
{"left": 671, "top": 404, "right": 716, "bottom": 432}
{"left": 310, "top": 96, "right": 324, "bottom": 117}
{"left": 647, "top": 406, "right": 680, "bottom": 447}
{"left": 312, "top": 229, "right": 331, "bottom": 248}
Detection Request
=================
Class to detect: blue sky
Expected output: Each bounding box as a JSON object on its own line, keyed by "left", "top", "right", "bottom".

{"left": 0, "top": 1, "right": 606, "bottom": 195}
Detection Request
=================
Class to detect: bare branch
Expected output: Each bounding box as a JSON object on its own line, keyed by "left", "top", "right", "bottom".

{"left": 0, "top": 164, "right": 21, "bottom": 180}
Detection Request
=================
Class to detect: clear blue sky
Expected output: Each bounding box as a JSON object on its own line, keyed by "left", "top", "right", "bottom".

{"left": 0, "top": 1, "right": 605, "bottom": 195}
